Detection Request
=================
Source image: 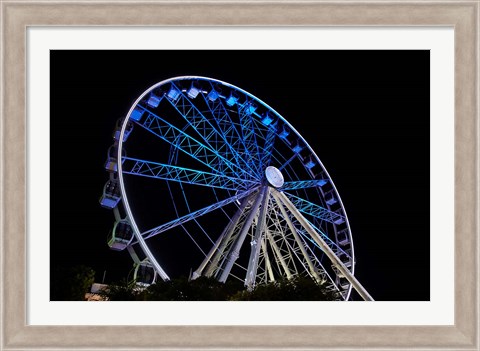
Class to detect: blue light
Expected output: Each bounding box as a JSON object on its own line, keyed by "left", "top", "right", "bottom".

{"left": 261, "top": 112, "right": 273, "bottom": 125}
{"left": 187, "top": 83, "right": 200, "bottom": 99}
{"left": 226, "top": 92, "right": 238, "bottom": 106}
{"left": 304, "top": 158, "right": 316, "bottom": 169}
{"left": 279, "top": 127, "right": 290, "bottom": 139}
{"left": 130, "top": 108, "right": 144, "bottom": 121}
{"left": 292, "top": 143, "right": 303, "bottom": 153}
{"left": 207, "top": 89, "right": 219, "bottom": 101}
{"left": 100, "top": 196, "right": 119, "bottom": 209}
{"left": 325, "top": 192, "right": 337, "bottom": 205}
{"left": 317, "top": 179, "right": 328, "bottom": 186}
{"left": 334, "top": 217, "right": 345, "bottom": 225}
{"left": 147, "top": 94, "right": 161, "bottom": 108}
{"left": 245, "top": 102, "right": 257, "bottom": 114}
{"left": 167, "top": 86, "right": 181, "bottom": 101}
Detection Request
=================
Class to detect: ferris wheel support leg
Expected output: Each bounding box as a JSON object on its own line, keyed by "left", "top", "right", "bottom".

{"left": 265, "top": 228, "right": 293, "bottom": 280}
{"left": 192, "top": 198, "right": 248, "bottom": 279}
{"left": 202, "top": 194, "right": 255, "bottom": 278}
{"left": 191, "top": 229, "right": 227, "bottom": 280}
{"left": 271, "top": 192, "right": 323, "bottom": 284}
{"left": 245, "top": 187, "right": 270, "bottom": 290}
{"left": 218, "top": 186, "right": 267, "bottom": 283}
{"left": 274, "top": 190, "right": 375, "bottom": 301}
{"left": 261, "top": 237, "right": 275, "bottom": 282}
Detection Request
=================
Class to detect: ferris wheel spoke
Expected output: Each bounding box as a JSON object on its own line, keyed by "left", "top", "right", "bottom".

{"left": 264, "top": 228, "right": 294, "bottom": 279}
{"left": 164, "top": 82, "right": 260, "bottom": 180}
{"left": 270, "top": 194, "right": 343, "bottom": 296}
{"left": 260, "top": 238, "right": 275, "bottom": 283}
{"left": 245, "top": 187, "right": 271, "bottom": 289}
{"left": 137, "top": 186, "right": 260, "bottom": 242}
{"left": 277, "top": 145, "right": 302, "bottom": 171}
{"left": 281, "top": 191, "right": 346, "bottom": 225}
{"left": 265, "top": 199, "right": 304, "bottom": 280}
{"left": 273, "top": 190, "right": 374, "bottom": 301}
{"left": 218, "top": 186, "right": 268, "bottom": 283}
{"left": 236, "top": 102, "right": 265, "bottom": 176}
{"left": 259, "top": 125, "right": 277, "bottom": 168}
{"left": 122, "top": 157, "right": 258, "bottom": 191}
{"left": 193, "top": 193, "right": 255, "bottom": 279}
{"left": 198, "top": 84, "right": 263, "bottom": 179}
{"left": 280, "top": 179, "right": 330, "bottom": 191}
{"left": 273, "top": 190, "right": 351, "bottom": 258}
{"left": 269, "top": 192, "right": 323, "bottom": 282}
{"left": 302, "top": 240, "right": 343, "bottom": 295}
{"left": 134, "top": 105, "right": 256, "bottom": 180}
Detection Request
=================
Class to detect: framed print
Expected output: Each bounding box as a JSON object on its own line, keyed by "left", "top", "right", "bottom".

{"left": 1, "top": 1, "right": 478, "bottom": 350}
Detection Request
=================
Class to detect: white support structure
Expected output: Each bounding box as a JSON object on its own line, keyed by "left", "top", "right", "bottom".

{"left": 218, "top": 186, "right": 267, "bottom": 283}
{"left": 192, "top": 194, "right": 252, "bottom": 279}
{"left": 273, "top": 189, "right": 374, "bottom": 301}
{"left": 245, "top": 187, "right": 270, "bottom": 290}
{"left": 272, "top": 192, "right": 323, "bottom": 284}
{"left": 265, "top": 228, "right": 293, "bottom": 280}
{"left": 261, "top": 237, "right": 275, "bottom": 282}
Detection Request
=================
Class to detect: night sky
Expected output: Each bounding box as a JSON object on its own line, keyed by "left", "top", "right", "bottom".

{"left": 51, "top": 50, "right": 430, "bottom": 301}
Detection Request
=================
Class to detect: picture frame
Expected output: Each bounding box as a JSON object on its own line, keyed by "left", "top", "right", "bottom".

{"left": 1, "top": 1, "right": 478, "bottom": 350}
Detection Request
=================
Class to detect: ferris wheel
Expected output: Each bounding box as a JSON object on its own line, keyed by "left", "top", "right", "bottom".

{"left": 99, "top": 76, "right": 373, "bottom": 301}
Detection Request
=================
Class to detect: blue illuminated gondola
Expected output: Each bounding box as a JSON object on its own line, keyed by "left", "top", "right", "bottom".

{"left": 187, "top": 81, "right": 200, "bottom": 99}
{"left": 207, "top": 86, "right": 221, "bottom": 101}
{"left": 167, "top": 85, "right": 181, "bottom": 101}
{"left": 113, "top": 118, "right": 133, "bottom": 142}
{"left": 104, "top": 144, "right": 125, "bottom": 172}
{"left": 147, "top": 92, "right": 162, "bottom": 108}
{"left": 130, "top": 107, "right": 144, "bottom": 122}
{"left": 99, "top": 178, "right": 121, "bottom": 209}
{"left": 292, "top": 141, "right": 303, "bottom": 153}
{"left": 304, "top": 155, "right": 316, "bottom": 169}
{"left": 226, "top": 91, "right": 239, "bottom": 106}
{"left": 325, "top": 190, "right": 338, "bottom": 205}
{"left": 244, "top": 101, "right": 257, "bottom": 115}
{"left": 261, "top": 111, "right": 273, "bottom": 125}
{"left": 278, "top": 126, "right": 290, "bottom": 139}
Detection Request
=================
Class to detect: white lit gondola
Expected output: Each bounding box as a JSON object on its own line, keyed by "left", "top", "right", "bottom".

{"left": 108, "top": 219, "right": 134, "bottom": 251}
{"left": 187, "top": 81, "right": 201, "bottom": 99}
{"left": 134, "top": 260, "right": 157, "bottom": 286}
{"left": 147, "top": 92, "right": 162, "bottom": 108}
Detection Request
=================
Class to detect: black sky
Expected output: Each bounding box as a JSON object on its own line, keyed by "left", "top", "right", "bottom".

{"left": 51, "top": 50, "right": 430, "bottom": 301}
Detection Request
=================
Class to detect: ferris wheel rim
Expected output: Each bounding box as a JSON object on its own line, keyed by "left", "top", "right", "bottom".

{"left": 115, "top": 75, "right": 356, "bottom": 298}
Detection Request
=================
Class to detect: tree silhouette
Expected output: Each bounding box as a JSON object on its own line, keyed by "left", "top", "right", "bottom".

{"left": 101, "top": 275, "right": 338, "bottom": 301}
{"left": 51, "top": 265, "right": 96, "bottom": 301}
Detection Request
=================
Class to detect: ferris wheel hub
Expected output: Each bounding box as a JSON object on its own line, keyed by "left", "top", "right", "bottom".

{"left": 265, "top": 166, "right": 284, "bottom": 188}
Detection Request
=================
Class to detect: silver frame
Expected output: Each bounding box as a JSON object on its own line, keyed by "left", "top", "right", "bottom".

{"left": 1, "top": 1, "right": 478, "bottom": 350}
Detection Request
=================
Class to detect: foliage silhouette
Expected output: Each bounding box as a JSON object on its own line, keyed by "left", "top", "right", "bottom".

{"left": 101, "top": 275, "right": 338, "bottom": 301}
{"left": 51, "top": 265, "right": 96, "bottom": 301}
